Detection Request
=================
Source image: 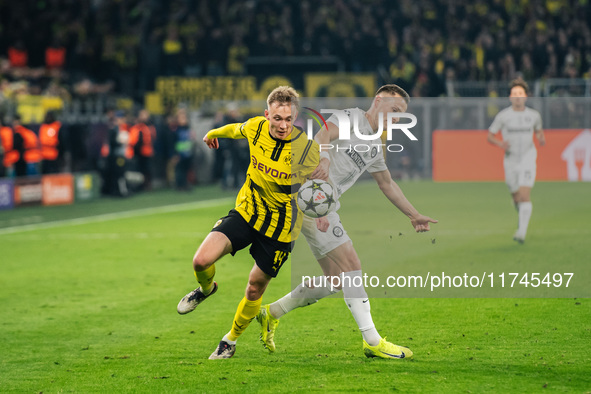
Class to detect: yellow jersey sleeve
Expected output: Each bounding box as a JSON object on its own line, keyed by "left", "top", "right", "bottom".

{"left": 206, "top": 122, "right": 246, "bottom": 140}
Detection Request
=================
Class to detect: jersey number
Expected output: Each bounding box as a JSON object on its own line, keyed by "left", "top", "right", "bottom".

{"left": 272, "top": 250, "right": 288, "bottom": 272}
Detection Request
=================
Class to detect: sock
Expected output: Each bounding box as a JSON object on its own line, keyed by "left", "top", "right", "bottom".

{"left": 222, "top": 333, "right": 236, "bottom": 345}
{"left": 342, "top": 270, "right": 381, "bottom": 346}
{"left": 517, "top": 201, "right": 533, "bottom": 235}
{"left": 195, "top": 264, "right": 216, "bottom": 295}
{"left": 269, "top": 276, "right": 340, "bottom": 319}
{"left": 227, "top": 296, "right": 262, "bottom": 341}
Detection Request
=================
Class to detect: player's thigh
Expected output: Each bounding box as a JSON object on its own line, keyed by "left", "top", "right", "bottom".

{"left": 317, "top": 255, "right": 345, "bottom": 279}
{"left": 193, "top": 231, "right": 233, "bottom": 269}
{"left": 325, "top": 240, "right": 362, "bottom": 272}
{"left": 194, "top": 210, "right": 252, "bottom": 268}
{"left": 249, "top": 235, "right": 291, "bottom": 278}
{"left": 504, "top": 164, "right": 520, "bottom": 194}
{"left": 302, "top": 211, "right": 352, "bottom": 260}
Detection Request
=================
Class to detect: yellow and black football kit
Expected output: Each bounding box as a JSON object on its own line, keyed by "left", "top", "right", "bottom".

{"left": 206, "top": 116, "right": 318, "bottom": 276}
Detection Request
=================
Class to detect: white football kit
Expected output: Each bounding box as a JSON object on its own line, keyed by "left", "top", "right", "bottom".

{"left": 489, "top": 106, "right": 542, "bottom": 193}
{"left": 302, "top": 108, "right": 388, "bottom": 259}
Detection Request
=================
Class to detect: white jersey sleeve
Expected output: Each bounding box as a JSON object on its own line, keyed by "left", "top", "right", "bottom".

{"left": 489, "top": 111, "right": 505, "bottom": 134}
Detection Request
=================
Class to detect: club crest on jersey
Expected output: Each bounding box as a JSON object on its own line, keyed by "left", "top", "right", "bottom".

{"left": 284, "top": 153, "right": 293, "bottom": 166}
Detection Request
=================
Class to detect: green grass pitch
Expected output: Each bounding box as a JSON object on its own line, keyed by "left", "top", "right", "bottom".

{"left": 1, "top": 182, "right": 589, "bottom": 392}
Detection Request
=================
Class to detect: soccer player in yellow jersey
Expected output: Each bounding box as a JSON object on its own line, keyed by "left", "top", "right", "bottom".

{"left": 177, "top": 86, "right": 319, "bottom": 359}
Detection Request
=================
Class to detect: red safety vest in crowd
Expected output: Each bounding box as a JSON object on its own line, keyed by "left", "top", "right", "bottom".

{"left": 1, "top": 126, "right": 19, "bottom": 167}
{"left": 14, "top": 125, "right": 42, "bottom": 163}
{"left": 39, "top": 121, "right": 62, "bottom": 160}
{"left": 129, "top": 123, "right": 155, "bottom": 157}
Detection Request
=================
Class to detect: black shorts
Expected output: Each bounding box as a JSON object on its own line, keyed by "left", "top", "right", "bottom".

{"left": 211, "top": 209, "right": 291, "bottom": 278}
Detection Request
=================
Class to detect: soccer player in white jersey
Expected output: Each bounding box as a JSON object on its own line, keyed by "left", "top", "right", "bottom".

{"left": 488, "top": 79, "right": 546, "bottom": 243}
{"left": 257, "top": 85, "right": 438, "bottom": 359}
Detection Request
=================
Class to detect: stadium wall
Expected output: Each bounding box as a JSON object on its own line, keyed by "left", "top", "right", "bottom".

{"left": 432, "top": 129, "right": 591, "bottom": 182}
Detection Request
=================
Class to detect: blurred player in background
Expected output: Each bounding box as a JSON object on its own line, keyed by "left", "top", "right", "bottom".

{"left": 258, "top": 85, "right": 437, "bottom": 360}
{"left": 176, "top": 86, "right": 319, "bottom": 359}
{"left": 488, "top": 79, "right": 545, "bottom": 243}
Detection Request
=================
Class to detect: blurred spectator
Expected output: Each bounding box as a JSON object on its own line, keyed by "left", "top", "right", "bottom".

{"left": 172, "top": 108, "right": 193, "bottom": 191}
{"left": 210, "top": 103, "right": 247, "bottom": 189}
{"left": 164, "top": 111, "right": 179, "bottom": 187}
{"left": 102, "top": 110, "right": 129, "bottom": 197}
{"left": 129, "top": 109, "right": 156, "bottom": 190}
{"left": 225, "top": 105, "right": 248, "bottom": 189}
{"left": 12, "top": 115, "right": 41, "bottom": 176}
{"left": 162, "top": 24, "right": 183, "bottom": 76}
{"left": 0, "top": 117, "right": 15, "bottom": 177}
{"left": 39, "top": 111, "right": 67, "bottom": 174}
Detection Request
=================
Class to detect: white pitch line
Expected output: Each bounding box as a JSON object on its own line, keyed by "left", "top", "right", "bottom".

{"left": 0, "top": 197, "right": 234, "bottom": 235}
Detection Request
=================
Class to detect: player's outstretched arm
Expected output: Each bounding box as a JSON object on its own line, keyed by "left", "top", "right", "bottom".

{"left": 203, "top": 122, "right": 246, "bottom": 149}
{"left": 371, "top": 170, "right": 438, "bottom": 233}
{"left": 310, "top": 121, "right": 340, "bottom": 181}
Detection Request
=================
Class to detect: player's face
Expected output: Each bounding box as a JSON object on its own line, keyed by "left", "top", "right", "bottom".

{"left": 373, "top": 93, "right": 408, "bottom": 128}
{"left": 265, "top": 102, "right": 296, "bottom": 140}
{"left": 509, "top": 86, "right": 527, "bottom": 108}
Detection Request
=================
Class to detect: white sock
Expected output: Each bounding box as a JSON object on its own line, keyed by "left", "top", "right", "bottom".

{"left": 222, "top": 333, "right": 236, "bottom": 345}
{"left": 269, "top": 276, "right": 339, "bottom": 319}
{"left": 517, "top": 201, "right": 533, "bottom": 235}
{"left": 342, "top": 270, "right": 381, "bottom": 346}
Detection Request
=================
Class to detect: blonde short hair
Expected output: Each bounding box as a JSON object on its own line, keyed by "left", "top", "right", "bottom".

{"left": 376, "top": 84, "right": 410, "bottom": 104}
{"left": 266, "top": 86, "right": 300, "bottom": 109}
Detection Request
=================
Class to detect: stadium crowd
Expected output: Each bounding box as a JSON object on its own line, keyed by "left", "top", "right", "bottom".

{"left": 0, "top": 0, "right": 590, "bottom": 99}
{"left": 1, "top": 0, "right": 590, "bottom": 193}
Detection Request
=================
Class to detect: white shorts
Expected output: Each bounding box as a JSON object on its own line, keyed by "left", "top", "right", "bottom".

{"left": 504, "top": 149, "right": 537, "bottom": 193}
{"left": 301, "top": 211, "right": 351, "bottom": 260}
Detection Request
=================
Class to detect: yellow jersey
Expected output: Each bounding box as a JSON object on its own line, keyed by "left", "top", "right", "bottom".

{"left": 207, "top": 116, "right": 319, "bottom": 243}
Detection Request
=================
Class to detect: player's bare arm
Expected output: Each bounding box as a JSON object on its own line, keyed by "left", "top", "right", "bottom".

{"left": 371, "top": 169, "right": 438, "bottom": 232}
{"left": 487, "top": 131, "right": 509, "bottom": 151}
{"left": 535, "top": 128, "right": 546, "bottom": 146}
{"left": 310, "top": 121, "right": 340, "bottom": 180}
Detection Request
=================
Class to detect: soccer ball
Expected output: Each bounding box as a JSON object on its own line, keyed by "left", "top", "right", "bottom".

{"left": 296, "top": 179, "right": 336, "bottom": 218}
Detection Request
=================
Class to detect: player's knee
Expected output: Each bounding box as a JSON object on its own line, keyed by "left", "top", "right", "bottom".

{"left": 246, "top": 282, "right": 264, "bottom": 300}
{"left": 516, "top": 193, "right": 530, "bottom": 203}
{"left": 192, "top": 252, "right": 212, "bottom": 272}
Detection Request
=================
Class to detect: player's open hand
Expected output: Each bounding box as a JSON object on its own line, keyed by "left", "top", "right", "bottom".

{"left": 203, "top": 135, "right": 219, "bottom": 149}
{"left": 411, "top": 214, "right": 438, "bottom": 232}
{"left": 310, "top": 157, "right": 330, "bottom": 181}
{"left": 315, "top": 216, "right": 329, "bottom": 232}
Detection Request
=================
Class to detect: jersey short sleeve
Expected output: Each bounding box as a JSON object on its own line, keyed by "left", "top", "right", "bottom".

{"left": 489, "top": 111, "right": 505, "bottom": 134}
